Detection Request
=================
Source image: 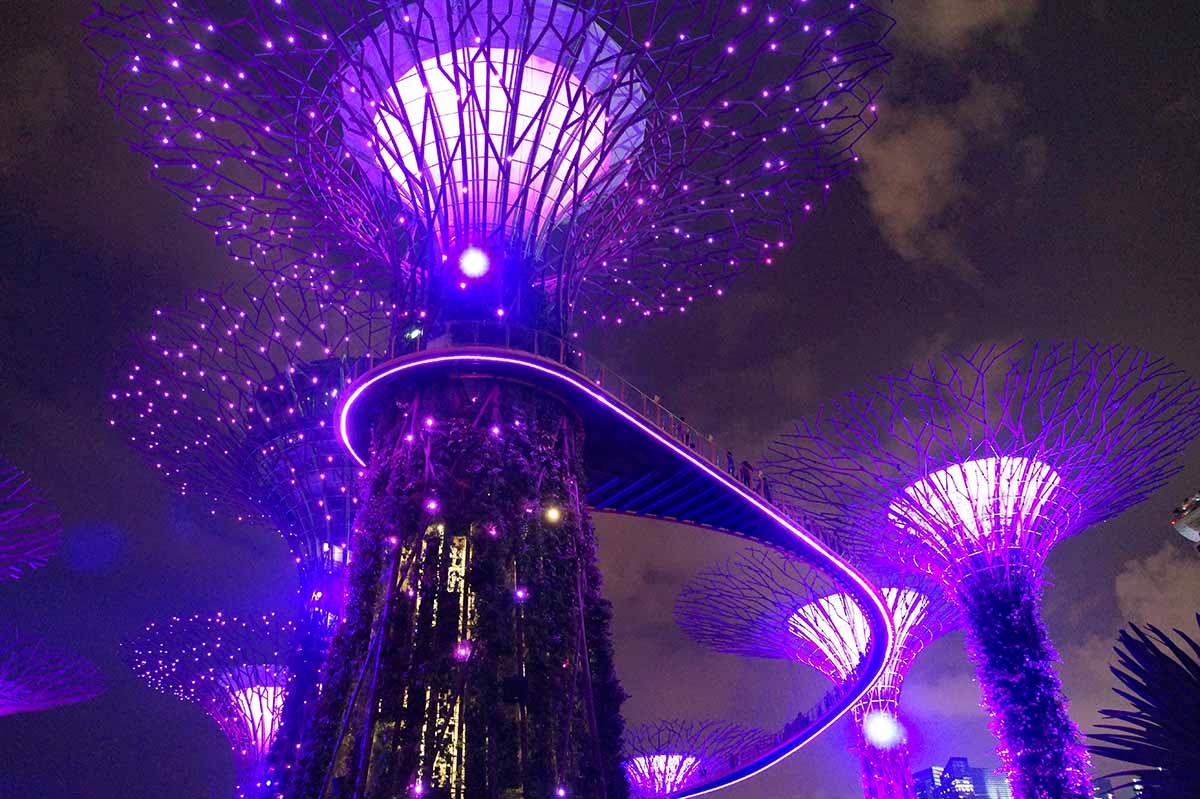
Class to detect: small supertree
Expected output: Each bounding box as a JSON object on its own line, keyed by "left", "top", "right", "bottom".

{"left": 675, "top": 547, "right": 958, "bottom": 799}
{"left": 0, "top": 460, "right": 62, "bottom": 581}
{"left": 0, "top": 630, "right": 103, "bottom": 717}
{"left": 1089, "top": 615, "right": 1200, "bottom": 798}
{"left": 125, "top": 612, "right": 298, "bottom": 799}
{"left": 108, "top": 286, "right": 399, "bottom": 774}
{"left": 621, "top": 720, "right": 772, "bottom": 799}
{"left": 87, "top": 0, "right": 892, "bottom": 331}
{"left": 108, "top": 286, "right": 398, "bottom": 626}
{"left": 767, "top": 342, "right": 1200, "bottom": 799}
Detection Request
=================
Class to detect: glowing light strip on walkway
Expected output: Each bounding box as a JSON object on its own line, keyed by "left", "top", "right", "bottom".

{"left": 337, "top": 350, "right": 894, "bottom": 797}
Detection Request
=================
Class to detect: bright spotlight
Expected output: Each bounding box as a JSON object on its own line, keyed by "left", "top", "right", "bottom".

{"left": 862, "top": 710, "right": 904, "bottom": 749}
{"left": 458, "top": 247, "right": 490, "bottom": 278}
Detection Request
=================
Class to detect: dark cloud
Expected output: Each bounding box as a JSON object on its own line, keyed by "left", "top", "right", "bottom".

{"left": 857, "top": 2, "right": 1044, "bottom": 276}
{"left": 858, "top": 80, "right": 1024, "bottom": 277}
{"left": 896, "top": 0, "right": 1039, "bottom": 56}
{"left": 0, "top": 48, "right": 70, "bottom": 175}
{"left": 1060, "top": 542, "right": 1200, "bottom": 768}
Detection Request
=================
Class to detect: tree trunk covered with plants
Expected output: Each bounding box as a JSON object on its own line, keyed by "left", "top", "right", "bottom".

{"left": 849, "top": 698, "right": 916, "bottom": 799}
{"left": 285, "top": 376, "right": 628, "bottom": 799}
{"left": 957, "top": 567, "right": 1091, "bottom": 799}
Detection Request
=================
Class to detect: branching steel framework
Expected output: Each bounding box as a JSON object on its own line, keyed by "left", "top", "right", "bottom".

{"left": 125, "top": 612, "right": 298, "bottom": 799}
{"left": 622, "top": 719, "right": 773, "bottom": 798}
{"left": 87, "top": 0, "right": 892, "bottom": 330}
{"left": 765, "top": 342, "right": 1200, "bottom": 799}
{"left": 0, "top": 630, "right": 104, "bottom": 717}
{"left": 675, "top": 546, "right": 957, "bottom": 799}
{"left": 0, "top": 460, "right": 62, "bottom": 581}
{"left": 108, "top": 286, "right": 398, "bottom": 621}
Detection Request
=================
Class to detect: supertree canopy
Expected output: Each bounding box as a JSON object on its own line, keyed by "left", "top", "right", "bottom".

{"left": 0, "top": 630, "right": 104, "bottom": 717}
{"left": 621, "top": 720, "right": 773, "bottom": 799}
{"left": 766, "top": 342, "right": 1200, "bottom": 799}
{"left": 108, "top": 286, "right": 399, "bottom": 625}
{"left": 675, "top": 547, "right": 958, "bottom": 799}
{"left": 0, "top": 460, "right": 62, "bottom": 581}
{"left": 87, "top": 0, "right": 892, "bottom": 331}
{"left": 107, "top": 286, "right": 401, "bottom": 777}
{"left": 125, "top": 612, "right": 298, "bottom": 799}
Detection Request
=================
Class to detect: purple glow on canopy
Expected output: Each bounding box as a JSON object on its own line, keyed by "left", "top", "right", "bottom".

{"left": 0, "top": 460, "right": 62, "bottom": 581}
{"left": 889, "top": 456, "right": 1063, "bottom": 567}
{"left": 622, "top": 721, "right": 773, "bottom": 799}
{"left": 230, "top": 677, "right": 288, "bottom": 758}
{"left": 0, "top": 630, "right": 103, "bottom": 717}
{"left": 769, "top": 342, "right": 1200, "bottom": 582}
{"left": 87, "top": 0, "right": 892, "bottom": 327}
{"left": 125, "top": 612, "right": 296, "bottom": 798}
{"left": 624, "top": 754, "right": 703, "bottom": 796}
{"left": 372, "top": 48, "right": 613, "bottom": 241}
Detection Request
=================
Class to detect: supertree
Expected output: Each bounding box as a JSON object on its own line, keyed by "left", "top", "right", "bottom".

{"left": 621, "top": 720, "right": 773, "bottom": 799}
{"left": 107, "top": 285, "right": 399, "bottom": 769}
{"left": 0, "top": 460, "right": 62, "bottom": 581}
{"left": 88, "top": 1, "right": 894, "bottom": 796}
{"left": 125, "top": 611, "right": 298, "bottom": 799}
{"left": 675, "top": 547, "right": 958, "bottom": 799}
{"left": 108, "top": 286, "right": 398, "bottom": 628}
{"left": 86, "top": 0, "right": 892, "bottom": 331}
{"left": 766, "top": 342, "right": 1200, "bottom": 799}
{"left": 0, "top": 630, "right": 104, "bottom": 717}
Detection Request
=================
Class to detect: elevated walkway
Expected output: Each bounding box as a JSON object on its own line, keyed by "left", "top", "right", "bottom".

{"left": 336, "top": 323, "right": 893, "bottom": 798}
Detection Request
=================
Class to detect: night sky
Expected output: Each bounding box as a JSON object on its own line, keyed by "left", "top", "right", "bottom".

{"left": 2, "top": 2, "right": 1200, "bottom": 797}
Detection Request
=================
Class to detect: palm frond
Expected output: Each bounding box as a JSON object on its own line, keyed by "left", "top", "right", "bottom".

{"left": 1088, "top": 613, "right": 1200, "bottom": 798}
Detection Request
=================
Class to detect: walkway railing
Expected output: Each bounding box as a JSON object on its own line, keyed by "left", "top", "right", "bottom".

{"left": 409, "top": 320, "right": 775, "bottom": 498}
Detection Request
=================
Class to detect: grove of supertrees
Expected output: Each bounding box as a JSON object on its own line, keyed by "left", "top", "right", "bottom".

{"left": 675, "top": 547, "right": 958, "bottom": 799}
{"left": 621, "top": 720, "right": 773, "bottom": 799}
{"left": 88, "top": 0, "right": 894, "bottom": 797}
{"left": 125, "top": 611, "right": 298, "bottom": 799}
{"left": 767, "top": 342, "right": 1200, "bottom": 799}
{"left": 1, "top": 460, "right": 63, "bottom": 582}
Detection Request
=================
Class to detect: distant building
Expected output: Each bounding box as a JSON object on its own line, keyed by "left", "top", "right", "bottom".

{"left": 913, "top": 757, "right": 1012, "bottom": 799}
